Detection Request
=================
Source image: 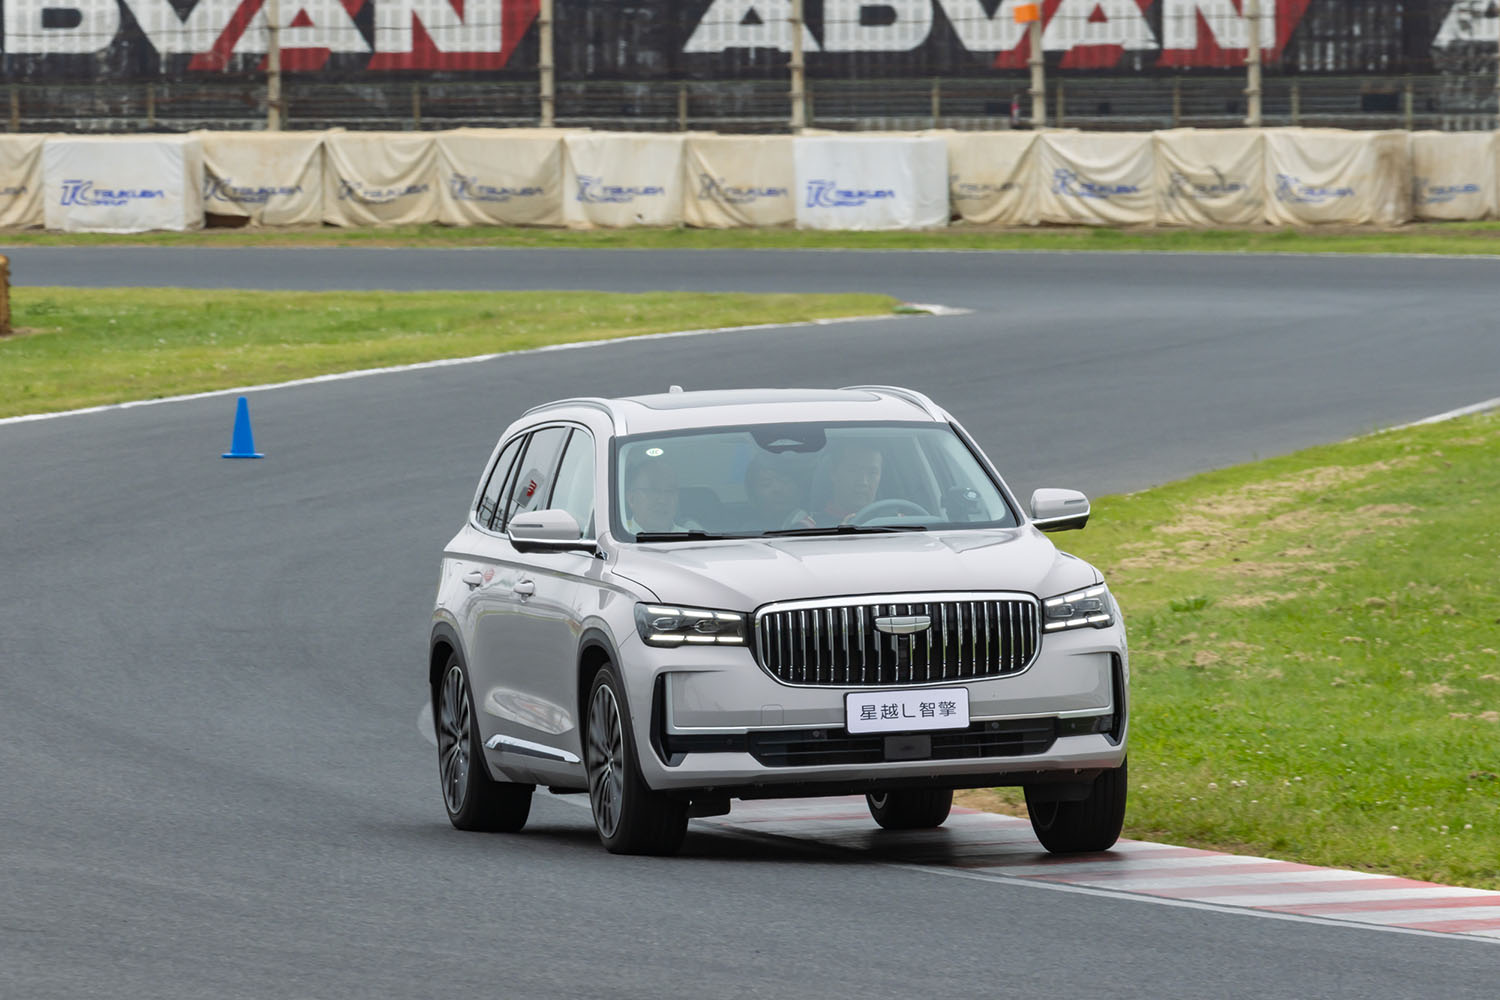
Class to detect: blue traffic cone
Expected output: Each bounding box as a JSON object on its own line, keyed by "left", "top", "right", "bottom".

{"left": 222, "top": 396, "right": 264, "bottom": 459}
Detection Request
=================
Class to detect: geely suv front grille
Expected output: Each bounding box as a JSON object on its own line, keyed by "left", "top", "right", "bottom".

{"left": 753, "top": 593, "right": 1040, "bottom": 687}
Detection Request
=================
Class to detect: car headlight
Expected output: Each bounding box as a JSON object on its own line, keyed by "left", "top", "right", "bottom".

{"left": 635, "top": 604, "right": 747, "bottom": 647}
{"left": 1042, "top": 584, "right": 1115, "bottom": 632}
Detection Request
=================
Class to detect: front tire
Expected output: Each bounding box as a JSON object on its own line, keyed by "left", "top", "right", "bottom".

{"left": 1025, "top": 760, "right": 1127, "bottom": 854}
{"left": 584, "top": 666, "right": 688, "bottom": 856}
{"left": 866, "top": 788, "right": 953, "bottom": 830}
{"left": 435, "top": 654, "right": 533, "bottom": 833}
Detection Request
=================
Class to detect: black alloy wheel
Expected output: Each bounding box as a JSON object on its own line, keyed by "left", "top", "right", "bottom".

{"left": 435, "top": 653, "right": 533, "bottom": 832}
{"left": 584, "top": 665, "right": 688, "bottom": 856}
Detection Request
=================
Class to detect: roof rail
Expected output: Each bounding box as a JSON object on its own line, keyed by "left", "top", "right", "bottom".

{"left": 521, "top": 397, "right": 625, "bottom": 435}
{"left": 840, "top": 385, "right": 945, "bottom": 421}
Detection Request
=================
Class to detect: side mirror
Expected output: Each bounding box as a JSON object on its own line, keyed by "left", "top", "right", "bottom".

{"left": 1030, "top": 488, "right": 1090, "bottom": 532}
{"left": 507, "top": 509, "right": 595, "bottom": 553}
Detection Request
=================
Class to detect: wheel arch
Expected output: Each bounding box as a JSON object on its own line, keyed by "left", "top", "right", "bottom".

{"left": 577, "top": 627, "right": 621, "bottom": 724}
{"left": 430, "top": 622, "right": 466, "bottom": 694}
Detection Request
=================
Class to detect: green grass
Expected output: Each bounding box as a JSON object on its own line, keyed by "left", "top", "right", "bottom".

{"left": 6, "top": 221, "right": 1500, "bottom": 255}
{"left": 981, "top": 412, "right": 1500, "bottom": 888}
{"left": 0, "top": 287, "right": 897, "bottom": 417}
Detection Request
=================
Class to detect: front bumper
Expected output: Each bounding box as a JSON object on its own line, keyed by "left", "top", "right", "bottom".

{"left": 622, "top": 621, "right": 1128, "bottom": 795}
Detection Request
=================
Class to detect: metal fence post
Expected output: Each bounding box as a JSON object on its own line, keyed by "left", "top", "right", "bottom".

{"left": 147, "top": 84, "right": 156, "bottom": 128}
{"left": 1056, "top": 81, "right": 1065, "bottom": 128}
{"left": 539, "top": 0, "right": 555, "bottom": 126}
{"left": 266, "top": 0, "right": 282, "bottom": 130}
{"left": 412, "top": 82, "right": 422, "bottom": 129}
{"left": 10, "top": 85, "right": 20, "bottom": 132}
{"left": 1172, "top": 77, "right": 1181, "bottom": 127}
{"left": 790, "top": 0, "right": 806, "bottom": 132}
{"left": 1404, "top": 75, "right": 1414, "bottom": 130}
{"left": 1244, "top": 0, "right": 1262, "bottom": 127}
{"left": 1290, "top": 79, "right": 1300, "bottom": 126}
{"left": 678, "top": 82, "right": 688, "bottom": 130}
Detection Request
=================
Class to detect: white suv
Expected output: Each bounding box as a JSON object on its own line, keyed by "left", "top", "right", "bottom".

{"left": 430, "top": 387, "right": 1127, "bottom": 855}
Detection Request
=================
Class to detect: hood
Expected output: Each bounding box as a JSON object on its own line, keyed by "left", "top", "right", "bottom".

{"left": 609, "top": 527, "right": 1099, "bottom": 613}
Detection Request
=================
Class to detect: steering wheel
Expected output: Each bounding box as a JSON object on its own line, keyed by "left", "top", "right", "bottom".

{"left": 849, "top": 499, "right": 931, "bottom": 525}
{"left": 779, "top": 508, "right": 816, "bottom": 530}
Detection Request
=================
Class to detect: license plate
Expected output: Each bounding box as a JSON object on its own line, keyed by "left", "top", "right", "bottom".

{"left": 845, "top": 687, "right": 970, "bottom": 735}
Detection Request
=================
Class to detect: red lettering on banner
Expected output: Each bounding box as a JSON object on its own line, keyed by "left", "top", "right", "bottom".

{"left": 188, "top": 0, "right": 538, "bottom": 73}
{"left": 366, "top": 0, "right": 541, "bottom": 71}
{"left": 994, "top": 0, "right": 1312, "bottom": 71}
{"left": 1156, "top": 0, "right": 1311, "bottom": 69}
{"left": 188, "top": 0, "right": 262, "bottom": 71}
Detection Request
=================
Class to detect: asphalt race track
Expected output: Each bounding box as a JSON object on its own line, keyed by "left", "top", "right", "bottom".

{"left": 2, "top": 248, "right": 1498, "bottom": 999}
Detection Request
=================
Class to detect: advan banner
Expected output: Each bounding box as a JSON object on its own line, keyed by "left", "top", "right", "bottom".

{"left": 43, "top": 134, "right": 204, "bottom": 232}
{"left": 0, "top": 1, "right": 1454, "bottom": 83}
{"left": 0, "top": 134, "right": 45, "bottom": 228}
{"left": 198, "top": 130, "right": 324, "bottom": 225}
{"left": 793, "top": 135, "right": 948, "bottom": 230}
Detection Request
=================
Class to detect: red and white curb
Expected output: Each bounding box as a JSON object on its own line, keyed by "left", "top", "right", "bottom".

{"left": 709, "top": 797, "right": 1500, "bottom": 943}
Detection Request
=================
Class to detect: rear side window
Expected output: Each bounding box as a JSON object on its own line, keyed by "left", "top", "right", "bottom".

{"left": 502, "top": 426, "right": 570, "bottom": 529}
{"left": 476, "top": 436, "right": 525, "bottom": 530}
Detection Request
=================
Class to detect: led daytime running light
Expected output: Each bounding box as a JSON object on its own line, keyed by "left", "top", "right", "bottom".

{"left": 1042, "top": 585, "right": 1113, "bottom": 633}
{"left": 636, "top": 604, "right": 747, "bottom": 647}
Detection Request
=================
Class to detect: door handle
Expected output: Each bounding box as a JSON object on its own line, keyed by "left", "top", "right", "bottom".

{"left": 462, "top": 570, "right": 484, "bottom": 589}
{"left": 513, "top": 579, "right": 536, "bottom": 598}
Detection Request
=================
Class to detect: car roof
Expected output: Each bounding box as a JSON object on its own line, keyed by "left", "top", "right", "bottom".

{"left": 521, "top": 386, "right": 948, "bottom": 437}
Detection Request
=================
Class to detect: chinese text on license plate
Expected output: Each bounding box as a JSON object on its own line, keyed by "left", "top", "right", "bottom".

{"left": 845, "top": 687, "right": 970, "bottom": 735}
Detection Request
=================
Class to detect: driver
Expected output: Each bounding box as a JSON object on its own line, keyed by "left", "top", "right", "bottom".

{"left": 623, "top": 456, "right": 697, "bottom": 535}
{"left": 817, "top": 443, "right": 883, "bottom": 525}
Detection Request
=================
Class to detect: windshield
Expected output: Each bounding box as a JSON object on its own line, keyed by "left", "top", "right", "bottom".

{"left": 612, "top": 421, "right": 1017, "bottom": 541}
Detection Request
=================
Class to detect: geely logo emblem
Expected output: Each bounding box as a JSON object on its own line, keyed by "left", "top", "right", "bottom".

{"left": 874, "top": 615, "right": 931, "bottom": 635}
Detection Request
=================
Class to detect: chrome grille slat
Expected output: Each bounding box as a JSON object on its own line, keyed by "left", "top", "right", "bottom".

{"left": 754, "top": 595, "right": 1040, "bottom": 687}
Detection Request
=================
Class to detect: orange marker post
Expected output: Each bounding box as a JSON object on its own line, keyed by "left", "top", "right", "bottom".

{"left": 1014, "top": 3, "right": 1045, "bottom": 128}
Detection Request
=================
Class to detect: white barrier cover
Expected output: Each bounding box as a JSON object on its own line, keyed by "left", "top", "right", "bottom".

{"left": 683, "top": 134, "right": 795, "bottom": 228}
{"left": 942, "top": 131, "right": 1039, "bottom": 226}
{"left": 323, "top": 132, "right": 440, "bottom": 227}
{"left": 793, "top": 136, "right": 948, "bottom": 230}
{"left": 43, "top": 136, "right": 204, "bottom": 233}
{"left": 1265, "top": 129, "right": 1411, "bottom": 226}
{"left": 1155, "top": 129, "right": 1264, "bottom": 227}
{"left": 563, "top": 134, "right": 685, "bottom": 228}
{"left": 0, "top": 135, "right": 45, "bottom": 229}
{"left": 1410, "top": 131, "right": 1495, "bottom": 222}
{"left": 197, "top": 131, "right": 323, "bottom": 226}
{"left": 436, "top": 129, "right": 565, "bottom": 227}
{"left": 1037, "top": 132, "right": 1156, "bottom": 226}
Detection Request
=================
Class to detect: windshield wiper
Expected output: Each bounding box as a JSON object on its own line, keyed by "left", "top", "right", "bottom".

{"left": 633, "top": 530, "right": 749, "bottom": 542}
{"left": 762, "top": 523, "right": 928, "bottom": 537}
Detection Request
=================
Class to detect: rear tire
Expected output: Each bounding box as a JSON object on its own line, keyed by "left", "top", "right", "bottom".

{"left": 1025, "top": 759, "right": 1127, "bottom": 854}
{"left": 866, "top": 788, "right": 953, "bottom": 830}
{"left": 584, "top": 666, "right": 688, "bottom": 856}
{"left": 435, "top": 654, "right": 533, "bottom": 833}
